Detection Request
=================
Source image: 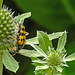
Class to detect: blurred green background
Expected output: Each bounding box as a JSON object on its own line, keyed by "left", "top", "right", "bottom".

{"left": 3, "top": 0, "right": 75, "bottom": 75}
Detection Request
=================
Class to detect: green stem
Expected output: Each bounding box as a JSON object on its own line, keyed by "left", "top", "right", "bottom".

{"left": 47, "top": 68, "right": 54, "bottom": 75}
{"left": 51, "top": 67, "right": 55, "bottom": 75}
{"left": 51, "top": 69, "right": 54, "bottom": 75}
{"left": 0, "top": 52, "right": 3, "bottom": 75}
{"left": 0, "top": 0, "right": 3, "bottom": 11}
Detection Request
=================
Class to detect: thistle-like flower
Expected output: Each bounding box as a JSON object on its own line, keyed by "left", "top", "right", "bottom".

{"left": 0, "top": 3, "right": 31, "bottom": 73}
{"left": 0, "top": 5, "right": 17, "bottom": 50}
{"left": 31, "top": 31, "right": 75, "bottom": 75}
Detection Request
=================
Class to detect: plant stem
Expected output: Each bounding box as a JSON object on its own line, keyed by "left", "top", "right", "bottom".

{"left": 51, "top": 67, "right": 55, "bottom": 75}
{"left": 51, "top": 69, "right": 54, "bottom": 75}
{"left": 0, "top": 52, "right": 3, "bottom": 75}
{"left": 0, "top": 0, "right": 3, "bottom": 11}
{"left": 47, "top": 68, "right": 54, "bottom": 75}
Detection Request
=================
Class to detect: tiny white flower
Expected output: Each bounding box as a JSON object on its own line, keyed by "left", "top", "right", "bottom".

{"left": 0, "top": 13, "right": 3, "bottom": 15}
{"left": 6, "top": 17, "right": 9, "bottom": 19}
{"left": 6, "top": 24, "right": 9, "bottom": 27}
{"left": 9, "top": 20, "right": 12, "bottom": 23}
{"left": 2, "top": 16, "right": 5, "bottom": 19}
{"left": 3, "top": 21, "right": 7, "bottom": 24}
{"left": 3, "top": 27, "right": 7, "bottom": 30}
{"left": 0, "top": 25, "right": 3, "bottom": 27}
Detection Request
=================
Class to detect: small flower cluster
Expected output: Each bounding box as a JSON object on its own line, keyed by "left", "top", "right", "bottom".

{"left": 0, "top": 3, "right": 31, "bottom": 73}
{"left": 47, "top": 50, "right": 63, "bottom": 67}
{"left": 30, "top": 31, "right": 75, "bottom": 75}
{"left": 0, "top": 5, "right": 17, "bottom": 50}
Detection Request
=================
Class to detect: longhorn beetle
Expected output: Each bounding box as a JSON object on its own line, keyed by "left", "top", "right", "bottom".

{"left": 8, "top": 17, "right": 29, "bottom": 56}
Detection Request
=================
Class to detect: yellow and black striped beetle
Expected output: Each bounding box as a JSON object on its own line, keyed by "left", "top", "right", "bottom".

{"left": 8, "top": 18, "right": 29, "bottom": 55}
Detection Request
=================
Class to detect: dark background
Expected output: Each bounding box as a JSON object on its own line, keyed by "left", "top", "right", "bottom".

{"left": 3, "top": 0, "right": 75, "bottom": 75}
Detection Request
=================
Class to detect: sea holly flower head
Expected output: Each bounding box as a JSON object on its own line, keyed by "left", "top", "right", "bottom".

{"left": 0, "top": 4, "right": 31, "bottom": 51}
{"left": 47, "top": 50, "right": 63, "bottom": 67}
{"left": 0, "top": 4, "right": 31, "bottom": 73}
{"left": 0, "top": 5, "right": 18, "bottom": 50}
{"left": 31, "top": 31, "right": 75, "bottom": 75}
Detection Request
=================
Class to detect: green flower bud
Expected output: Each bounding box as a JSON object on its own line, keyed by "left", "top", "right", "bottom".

{"left": 0, "top": 5, "right": 18, "bottom": 50}
{"left": 47, "top": 50, "right": 63, "bottom": 67}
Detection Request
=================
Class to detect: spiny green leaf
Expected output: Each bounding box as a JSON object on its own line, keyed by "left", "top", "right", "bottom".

{"left": 14, "top": 12, "right": 31, "bottom": 23}
{"left": 31, "top": 57, "right": 43, "bottom": 67}
{"left": 37, "top": 31, "right": 50, "bottom": 54}
{"left": 30, "top": 44, "right": 47, "bottom": 58}
{"left": 35, "top": 65, "right": 49, "bottom": 70}
{"left": 48, "top": 32, "right": 64, "bottom": 40}
{"left": 57, "top": 31, "right": 67, "bottom": 52}
{"left": 26, "top": 37, "right": 38, "bottom": 45}
{"left": 3, "top": 51, "right": 19, "bottom": 73}
{"left": 32, "top": 59, "right": 48, "bottom": 64}
{"left": 19, "top": 49, "right": 42, "bottom": 57}
{"left": 48, "top": 40, "right": 53, "bottom": 49}
{"left": 26, "top": 32, "right": 64, "bottom": 45}
{"left": 34, "top": 70, "right": 43, "bottom": 75}
{"left": 56, "top": 66, "right": 63, "bottom": 73}
{"left": 31, "top": 57, "right": 39, "bottom": 61}
{"left": 60, "top": 63, "right": 68, "bottom": 67}
{"left": 64, "top": 52, "right": 75, "bottom": 62}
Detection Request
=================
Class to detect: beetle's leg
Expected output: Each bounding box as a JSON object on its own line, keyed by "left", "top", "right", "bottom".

{"left": 8, "top": 46, "right": 16, "bottom": 51}
{"left": 12, "top": 46, "right": 16, "bottom": 50}
{"left": 11, "top": 49, "right": 18, "bottom": 56}
{"left": 8, "top": 46, "right": 18, "bottom": 56}
{"left": 25, "top": 32, "right": 29, "bottom": 36}
{"left": 8, "top": 35, "right": 17, "bottom": 43}
{"left": 12, "top": 53, "right": 17, "bottom": 56}
{"left": 12, "top": 20, "right": 19, "bottom": 30}
{"left": 12, "top": 20, "right": 20, "bottom": 30}
{"left": 9, "top": 16, "right": 20, "bottom": 30}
